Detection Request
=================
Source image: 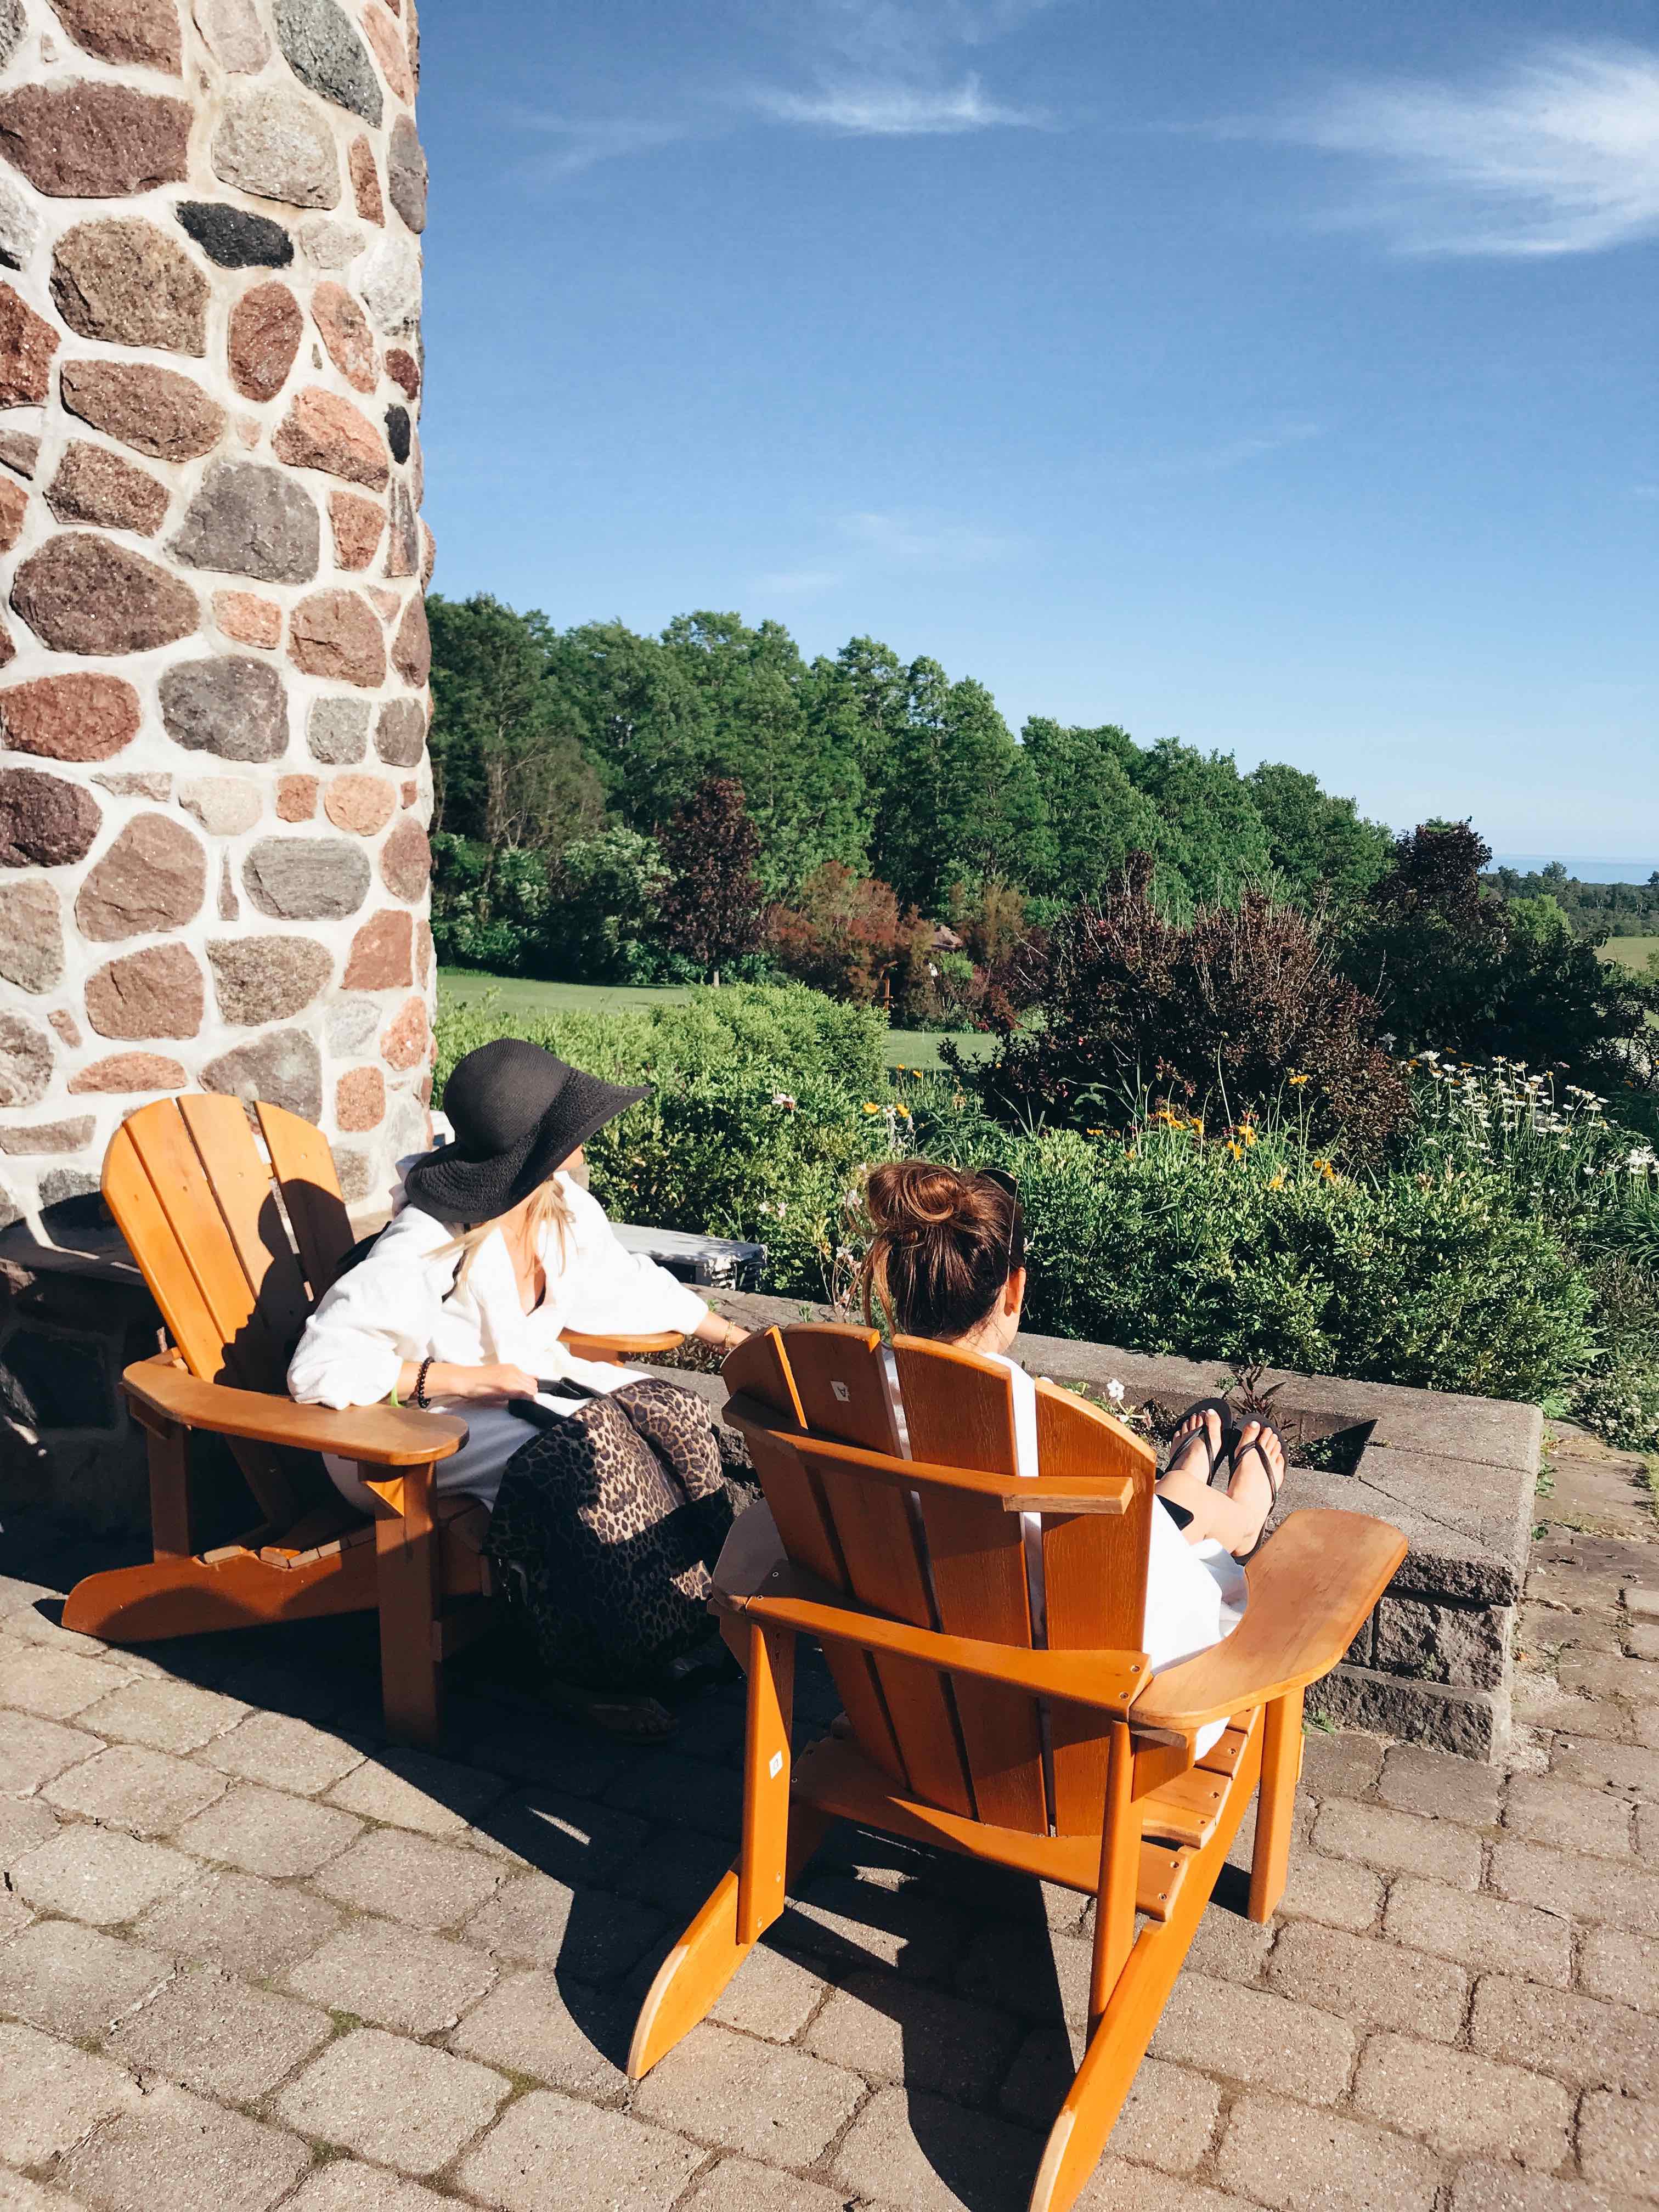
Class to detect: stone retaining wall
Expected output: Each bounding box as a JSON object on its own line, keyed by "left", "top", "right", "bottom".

{"left": 693, "top": 1290, "right": 1543, "bottom": 1765}
{"left": 0, "top": 0, "right": 433, "bottom": 1238}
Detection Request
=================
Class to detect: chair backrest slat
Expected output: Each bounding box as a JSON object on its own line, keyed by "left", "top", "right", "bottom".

{"left": 103, "top": 1120, "right": 229, "bottom": 1384}
{"left": 257, "top": 1102, "right": 355, "bottom": 1296}
{"left": 780, "top": 1324, "right": 903, "bottom": 1455}
{"left": 179, "top": 1094, "right": 312, "bottom": 1364}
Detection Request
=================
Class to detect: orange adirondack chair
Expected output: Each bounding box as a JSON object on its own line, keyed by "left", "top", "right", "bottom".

{"left": 62, "top": 1094, "right": 683, "bottom": 1745}
{"left": 629, "top": 1323, "right": 1406, "bottom": 2212}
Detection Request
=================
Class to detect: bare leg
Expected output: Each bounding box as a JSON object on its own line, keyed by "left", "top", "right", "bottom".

{"left": 1156, "top": 1417, "right": 1283, "bottom": 1557}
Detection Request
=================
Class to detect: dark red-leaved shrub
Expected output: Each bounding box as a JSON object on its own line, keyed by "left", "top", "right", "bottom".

{"left": 954, "top": 854, "right": 1411, "bottom": 1155}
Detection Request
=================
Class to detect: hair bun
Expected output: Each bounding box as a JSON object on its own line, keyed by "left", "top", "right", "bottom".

{"left": 866, "top": 1159, "right": 964, "bottom": 1229}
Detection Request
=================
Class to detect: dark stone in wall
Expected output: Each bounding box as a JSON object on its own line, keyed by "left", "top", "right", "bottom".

{"left": 176, "top": 201, "right": 294, "bottom": 268}
{"left": 384, "top": 403, "right": 410, "bottom": 464}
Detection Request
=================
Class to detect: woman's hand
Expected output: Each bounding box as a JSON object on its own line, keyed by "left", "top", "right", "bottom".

{"left": 693, "top": 1312, "right": 752, "bottom": 1356}
{"left": 397, "top": 1360, "right": 540, "bottom": 1403}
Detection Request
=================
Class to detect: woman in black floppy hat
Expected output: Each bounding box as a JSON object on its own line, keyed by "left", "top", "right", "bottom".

{"left": 289, "top": 1039, "right": 751, "bottom": 1735}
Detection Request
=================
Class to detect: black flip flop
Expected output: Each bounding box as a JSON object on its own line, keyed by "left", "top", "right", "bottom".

{"left": 1166, "top": 1398, "right": 1239, "bottom": 1485}
{"left": 1230, "top": 1422, "right": 1286, "bottom": 1511}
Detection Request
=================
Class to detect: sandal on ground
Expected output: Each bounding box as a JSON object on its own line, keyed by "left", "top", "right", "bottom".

{"left": 1165, "top": 1397, "right": 1239, "bottom": 1484}
{"left": 538, "top": 1677, "right": 678, "bottom": 1742}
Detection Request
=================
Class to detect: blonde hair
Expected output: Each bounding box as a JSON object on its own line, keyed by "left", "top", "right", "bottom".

{"left": 436, "top": 1175, "right": 574, "bottom": 1295}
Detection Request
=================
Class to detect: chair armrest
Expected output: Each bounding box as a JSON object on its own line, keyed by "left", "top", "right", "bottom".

{"left": 560, "top": 1327, "right": 684, "bottom": 1365}
{"left": 123, "top": 1354, "right": 468, "bottom": 1468}
{"left": 719, "top": 1560, "right": 1150, "bottom": 1716}
{"left": 1128, "top": 1509, "right": 1407, "bottom": 1736}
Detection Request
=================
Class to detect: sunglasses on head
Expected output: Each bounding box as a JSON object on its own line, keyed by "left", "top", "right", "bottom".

{"left": 977, "top": 1165, "right": 1024, "bottom": 1269}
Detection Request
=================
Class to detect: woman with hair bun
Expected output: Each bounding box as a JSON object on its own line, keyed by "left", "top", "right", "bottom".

{"left": 716, "top": 1159, "right": 1279, "bottom": 1754}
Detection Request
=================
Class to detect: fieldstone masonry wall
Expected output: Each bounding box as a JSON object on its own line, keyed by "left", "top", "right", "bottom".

{"left": 0, "top": 0, "right": 433, "bottom": 1235}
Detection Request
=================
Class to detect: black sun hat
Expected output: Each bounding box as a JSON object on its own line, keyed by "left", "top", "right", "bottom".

{"left": 402, "top": 1039, "right": 648, "bottom": 1224}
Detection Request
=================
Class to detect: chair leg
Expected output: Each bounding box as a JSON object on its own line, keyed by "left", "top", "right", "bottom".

{"left": 143, "top": 1413, "right": 193, "bottom": 1560}
{"left": 738, "top": 1622, "right": 794, "bottom": 1945}
{"left": 1247, "top": 1686, "right": 1303, "bottom": 1925}
{"left": 1087, "top": 1720, "right": 1139, "bottom": 2036}
{"left": 373, "top": 1460, "right": 443, "bottom": 1749}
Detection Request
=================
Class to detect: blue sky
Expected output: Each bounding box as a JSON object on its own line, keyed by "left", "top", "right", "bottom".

{"left": 417, "top": 1, "right": 1658, "bottom": 865}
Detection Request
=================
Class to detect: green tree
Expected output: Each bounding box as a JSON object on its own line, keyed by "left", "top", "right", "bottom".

{"left": 543, "top": 826, "right": 669, "bottom": 985}
{"left": 1245, "top": 763, "right": 1394, "bottom": 908}
{"left": 876, "top": 663, "right": 1030, "bottom": 911}
{"left": 1020, "top": 719, "right": 1161, "bottom": 899}
{"left": 1126, "top": 738, "right": 1272, "bottom": 908}
{"left": 546, "top": 618, "right": 715, "bottom": 833}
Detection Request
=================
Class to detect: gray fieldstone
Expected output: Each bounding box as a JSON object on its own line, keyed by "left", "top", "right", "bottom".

{"left": 177, "top": 200, "right": 294, "bottom": 269}
{"left": 0, "top": 82, "right": 190, "bottom": 198}
{"left": 60, "top": 357, "right": 227, "bottom": 463}
{"left": 84, "top": 941, "right": 205, "bottom": 1039}
{"left": 50, "top": 217, "right": 208, "bottom": 352}
{"left": 375, "top": 693, "right": 425, "bottom": 765}
{"left": 0, "top": 0, "right": 20, "bottom": 66}
{"left": 13, "top": 532, "right": 199, "bottom": 654}
{"left": 160, "top": 653, "right": 290, "bottom": 762}
{"left": 212, "top": 85, "right": 341, "bottom": 209}
{"left": 0, "top": 170, "right": 37, "bottom": 270}
{"left": 192, "top": 0, "right": 269, "bottom": 72}
{"left": 331, "top": 1143, "right": 374, "bottom": 1201}
{"left": 202, "top": 1026, "right": 323, "bottom": 1122}
{"left": 244, "top": 833, "right": 371, "bottom": 919}
{"left": 179, "top": 775, "right": 262, "bottom": 836}
{"left": 325, "top": 995, "right": 380, "bottom": 1053}
{"left": 0, "top": 1115, "right": 94, "bottom": 1153}
{"left": 0, "top": 766, "right": 100, "bottom": 867}
{"left": 0, "top": 879, "right": 63, "bottom": 991}
{"left": 274, "top": 0, "right": 383, "bottom": 126}
{"left": 309, "top": 693, "right": 371, "bottom": 763}
{"left": 388, "top": 116, "right": 427, "bottom": 233}
{"left": 172, "top": 458, "right": 320, "bottom": 584}
{"left": 76, "top": 814, "right": 207, "bottom": 942}
{"left": 300, "top": 214, "right": 366, "bottom": 268}
{"left": 358, "top": 230, "right": 420, "bottom": 332}
{"left": 208, "top": 934, "right": 332, "bottom": 1023}
{"left": 1, "top": 670, "right": 142, "bottom": 761}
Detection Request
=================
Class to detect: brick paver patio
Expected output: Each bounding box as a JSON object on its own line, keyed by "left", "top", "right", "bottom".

{"left": 1, "top": 1420, "right": 1654, "bottom": 2211}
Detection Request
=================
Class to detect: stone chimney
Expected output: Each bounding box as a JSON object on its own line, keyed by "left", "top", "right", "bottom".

{"left": 0, "top": 0, "right": 434, "bottom": 1250}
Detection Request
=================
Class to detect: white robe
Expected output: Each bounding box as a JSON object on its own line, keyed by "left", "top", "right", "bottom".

{"left": 287, "top": 1170, "right": 709, "bottom": 1512}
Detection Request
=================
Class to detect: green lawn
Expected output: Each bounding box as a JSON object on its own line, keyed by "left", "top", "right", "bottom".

{"left": 436, "top": 969, "right": 993, "bottom": 1069}
{"left": 1598, "top": 935, "right": 1659, "bottom": 973}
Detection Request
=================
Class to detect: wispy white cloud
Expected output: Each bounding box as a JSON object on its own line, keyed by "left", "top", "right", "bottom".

{"left": 1277, "top": 40, "right": 1659, "bottom": 256}
{"left": 1167, "top": 420, "right": 1323, "bottom": 474}
{"left": 754, "top": 509, "right": 1019, "bottom": 597}
{"left": 752, "top": 74, "right": 1040, "bottom": 136}
{"left": 512, "top": 115, "right": 691, "bottom": 181}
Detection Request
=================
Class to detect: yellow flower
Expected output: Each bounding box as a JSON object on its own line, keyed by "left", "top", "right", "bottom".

{"left": 1268, "top": 1172, "right": 1286, "bottom": 1190}
{"left": 1288, "top": 1073, "right": 1310, "bottom": 1087}
{"left": 1313, "top": 1157, "right": 1337, "bottom": 1181}
{"left": 895, "top": 1105, "right": 911, "bottom": 1120}
{"left": 1086, "top": 1126, "right": 1104, "bottom": 1135}
{"left": 1224, "top": 1140, "right": 1243, "bottom": 1161}
{"left": 861, "top": 1102, "right": 881, "bottom": 1115}
{"left": 1240, "top": 1126, "right": 1257, "bottom": 1146}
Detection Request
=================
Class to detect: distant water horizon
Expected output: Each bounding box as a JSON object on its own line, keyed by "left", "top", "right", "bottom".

{"left": 1491, "top": 854, "right": 1658, "bottom": 885}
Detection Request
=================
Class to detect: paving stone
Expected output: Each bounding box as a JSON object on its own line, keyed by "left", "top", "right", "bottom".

{"left": 1578, "top": 2089, "right": 1659, "bottom": 2199}
{"left": 1549, "top": 1739, "right": 1659, "bottom": 1799}
{"left": 310, "top": 1824, "right": 504, "bottom": 1930}
{"left": 199, "top": 1709, "right": 365, "bottom": 1795}
{"left": 1298, "top": 1730, "right": 1387, "bottom": 1801}
{"left": 1266, "top": 1918, "right": 1469, "bottom": 2039}
{"left": 447, "top": 1967, "right": 628, "bottom": 2097}
{"left": 284, "top": 2171, "right": 458, "bottom": 2212}
{"left": 1383, "top": 1876, "right": 1572, "bottom": 1986}
{"left": 1449, "top": 2160, "right": 1642, "bottom": 2211}
{"left": 0, "top": 1918, "right": 170, "bottom": 2036}
{"left": 1560, "top": 1650, "right": 1659, "bottom": 1704}
{"left": 1148, "top": 1972, "right": 1356, "bottom": 2102}
{"left": 0, "top": 2018, "right": 143, "bottom": 2167}
{"left": 803, "top": 1971, "right": 1022, "bottom": 2102}
{"left": 134, "top": 1865, "right": 343, "bottom": 1977}
{"left": 110, "top": 1961, "right": 332, "bottom": 2098}
{"left": 0, "top": 1644, "right": 132, "bottom": 1719}
{"left": 634, "top": 2019, "right": 864, "bottom": 2164}
{"left": 1275, "top": 1844, "right": 1384, "bottom": 1933}
{"left": 1579, "top": 1926, "right": 1659, "bottom": 2015}
{"left": 325, "top": 1745, "right": 505, "bottom": 1833}
{"left": 275, "top": 2028, "right": 509, "bottom": 2176}
{"left": 1074, "top": 2162, "right": 1256, "bottom": 2212}
{"left": 678, "top": 2157, "right": 852, "bottom": 2212}
{"left": 706, "top": 1937, "right": 826, "bottom": 2041}
{"left": 1468, "top": 1971, "right": 1659, "bottom": 2093}
{"left": 472, "top": 1781, "right": 647, "bottom": 1876}
{"left": 612, "top": 1823, "right": 743, "bottom": 1922}
{"left": 1215, "top": 2089, "right": 1444, "bottom": 2212}
{"left": 458, "top": 2090, "right": 703, "bottom": 2212}
{"left": 1350, "top": 2033, "right": 1573, "bottom": 2166}
{"left": 1312, "top": 1797, "right": 1483, "bottom": 1887}
{"left": 0, "top": 2169, "right": 72, "bottom": 2211}
{"left": 0, "top": 1889, "right": 30, "bottom": 1939}
{"left": 954, "top": 1915, "right": 1092, "bottom": 2024}
{"left": 1504, "top": 1771, "right": 1636, "bottom": 1857}
{"left": 1377, "top": 1743, "right": 1505, "bottom": 1825}
{"left": 1519, "top": 1685, "right": 1634, "bottom": 1742}
{"left": 1490, "top": 1837, "right": 1659, "bottom": 1936}
{"left": 77, "top": 1677, "right": 248, "bottom": 1754}
{"left": 44, "top": 1743, "right": 228, "bottom": 1835}
{"left": 781, "top": 1870, "right": 968, "bottom": 1982}
{"left": 286, "top": 1914, "right": 495, "bottom": 2034}
{"left": 833, "top": 2083, "right": 1040, "bottom": 2212}
{"left": 460, "top": 1870, "right": 662, "bottom": 1981}
{"left": 602, "top": 1750, "right": 742, "bottom": 1839}
{"left": 0, "top": 1706, "right": 100, "bottom": 1790}
{"left": 10, "top": 1821, "right": 197, "bottom": 1923}
{"left": 1183, "top": 1905, "right": 1275, "bottom": 1984}
{"left": 59, "top": 2082, "right": 310, "bottom": 2212}
{"left": 174, "top": 1779, "right": 362, "bottom": 1876}
{"left": 1005, "top": 2042, "right": 1221, "bottom": 2171}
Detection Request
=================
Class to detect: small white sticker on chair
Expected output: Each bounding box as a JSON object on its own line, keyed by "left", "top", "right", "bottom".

{"left": 769, "top": 1751, "right": 783, "bottom": 1778}
{"left": 831, "top": 1380, "right": 850, "bottom": 1402}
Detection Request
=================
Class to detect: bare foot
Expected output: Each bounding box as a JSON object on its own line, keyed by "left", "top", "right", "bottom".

{"left": 1166, "top": 1405, "right": 1222, "bottom": 1482}
{"left": 1225, "top": 1421, "right": 1285, "bottom": 1554}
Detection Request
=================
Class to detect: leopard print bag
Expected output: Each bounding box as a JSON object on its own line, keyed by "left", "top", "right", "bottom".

{"left": 485, "top": 1379, "right": 751, "bottom": 1690}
